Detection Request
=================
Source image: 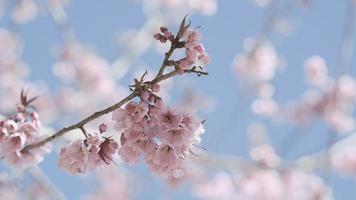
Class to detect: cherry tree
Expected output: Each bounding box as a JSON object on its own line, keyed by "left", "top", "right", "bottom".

{"left": 0, "top": 0, "right": 355, "bottom": 199}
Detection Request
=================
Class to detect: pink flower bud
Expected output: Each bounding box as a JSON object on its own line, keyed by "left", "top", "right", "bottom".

{"left": 99, "top": 123, "right": 108, "bottom": 133}
{"left": 160, "top": 27, "right": 168, "bottom": 33}
{"left": 154, "top": 33, "right": 167, "bottom": 43}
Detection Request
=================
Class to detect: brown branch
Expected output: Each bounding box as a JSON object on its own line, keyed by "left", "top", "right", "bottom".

{"left": 22, "top": 93, "right": 136, "bottom": 152}
{"left": 21, "top": 17, "right": 208, "bottom": 152}
{"left": 157, "top": 42, "right": 176, "bottom": 77}
{"left": 79, "top": 126, "right": 88, "bottom": 138}
{"left": 22, "top": 68, "right": 208, "bottom": 152}
{"left": 156, "top": 16, "right": 189, "bottom": 77}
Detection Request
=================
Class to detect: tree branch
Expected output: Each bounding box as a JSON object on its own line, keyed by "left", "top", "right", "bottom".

{"left": 21, "top": 17, "right": 208, "bottom": 152}
{"left": 22, "top": 69, "right": 207, "bottom": 152}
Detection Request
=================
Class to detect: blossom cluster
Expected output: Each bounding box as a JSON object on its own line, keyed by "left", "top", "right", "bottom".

{"left": 0, "top": 94, "right": 51, "bottom": 168}
{"left": 0, "top": 29, "right": 29, "bottom": 113}
{"left": 53, "top": 42, "right": 124, "bottom": 120}
{"left": 194, "top": 169, "right": 332, "bottom": 200}
{"left": 83, "top": 166, "right": 131, "bottom": 200}
{"left": 154, "top": 26, "right": 209, "bottom": 72}
{"left": 330, "top": 144, "right": 356, "bottom": 175}
{"left": 113, "top": 88, "right": 204, "bottom": 178}
{"left": 233, "top": 38, "right": 280, "bottom": 116}
{"left": 179, "top": 28, "right": 210, "bottom": 71}
{"left": 11, "top": 0, "right": 38, "bottom": 24}
{"left": 55, "top": 18, "right": 208, "bottom": 177}
{"left": 53, "top": 43, "right": 117, "bottom": 98}
{"left": 286, "top": 56, "right": 356, "bottom": 133}
{"left": 194, "top": 144, "right": 333, "bottom": 200}
{"left": 58, "top": 128, "right": 118, "bottom": 174}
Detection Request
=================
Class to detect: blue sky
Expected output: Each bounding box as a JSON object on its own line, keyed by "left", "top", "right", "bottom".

{"left": 2, "top": 0, "right": 356, "bottom": 199}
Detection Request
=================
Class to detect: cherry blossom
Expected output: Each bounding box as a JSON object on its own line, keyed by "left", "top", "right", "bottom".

{"left": 113, "top": 94, "right": 204, "bottom": 178}
{"left": 11, "top": 0, "right": 38, "bottom": 24}
{"left": 304, "top": 55, "right": 329, "bottom": 87}
{"left": 82, "top": 166, "right": 131, "bottom": 200}
{"left": 331, "top": 145, "right": 356, "bottom": 175}
{"left": 58, "top": 133, "right": 118, "bottom": 174}
{"left": 176, "top": 29, "right": 210, "bottom": 71}
{"left": 194, "top": 144, "right": 333, "bottom": 200}
{"left": 0, "top": 93, "right": 51, "bottom": 168}
{"left": 286, "top": 73, "right": 356, "bottom": 133}
{"left": 233, "top": 38, "right": 280, "bottom": 116}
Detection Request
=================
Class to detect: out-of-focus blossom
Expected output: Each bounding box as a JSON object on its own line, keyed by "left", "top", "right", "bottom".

{"left": 304, "top": 55, "right": 329, "bottom": 87}
{"left": 194, "top": 169, "right": 333, "bottom": 200}
{"left": 234, "top": 39, "right": 279, "bottom": 88}
{"left": 251, "top": 0, "right": 272, "bottom": 7}
{"left": 251, "top": 98, "right": 279, "bottom": 116}
{"left": 82, "top": 166, "right": 131, "bottom": 200}
{"left": 331, "top": 145, "right": 356, "bottom": 175}
{"left": 12, "top": 0, "right": 38, "bottom": 24}
{"left": 179, "top": 87, "right": 217, "bottom": 114}
{"left": 194, "top": 144, "right": 333, "bottom": 200}
{"left": 233, "top": 38, "right": 280, "bottom": 117}
{"left": 53, "top": 43, "right": 116, "bottom": 97}
{"left": 273, "top": 18, "right": 294, "bottom": 36}
{"left": 0, "top": 173, "right": 22, "bottom": 199}
{"left": 194, "top": 172, "right": 238, "bottom": 200}
{"left": 250, "top": 144, "right": 280, "bottom": 168}
{"left": 0, "top": 29, "right": 30, "bottom": 113}
{"left": 53, "top": 43, "right": 126, "bottom": 118}
{"left": 0, "top": 29, "right": 57, "bottom": 123}
{"left": 286, "top": 74, "right": 356, "bottom": 133}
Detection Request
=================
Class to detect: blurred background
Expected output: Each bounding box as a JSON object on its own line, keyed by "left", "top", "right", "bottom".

{"left": 0, "top": 0, "right": 356, "bottom": 199}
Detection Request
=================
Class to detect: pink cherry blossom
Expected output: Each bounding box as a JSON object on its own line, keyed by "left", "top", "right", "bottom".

{"left": 304, "top": 55, "right": 329, "bottom": 87}
{"left": 250, "top": 144, "right": 281, "bottom": 168}
{"left": 58, "top": 139, "right": 87, "bottom": 174}
{"left": 194, "top": 166, "right": 333, "bottom": 200}
{"left": 286, "top": 75, "right": 356, "bottom": 133}
{"left": 331, "top": 145, "right": 356, "bottom": 174}
{"left": 82, "top": 165, "right": 131, "bottom": 200}
{"left": 112, "top": 93, "right": 204, "bottom": 178}
{"left": 58, "top": 133, "right": 118, "bottom": 174}
{"left": 233, "top": 39, "right": 279, "bottom": 88}
{"left": 11, "top": 0, "right": 38, "bottom": 24}
{"left": 177, "top": 29, "right": 210, "bottom": 71}
{"left": 0, "top": 97, "right": 51, "bottom": 168}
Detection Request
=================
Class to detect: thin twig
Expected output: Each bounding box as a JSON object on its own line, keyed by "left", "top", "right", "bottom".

{"left": 79, "top": 126, "right": 88, "bottom": 138}
{"left": 21, "top": 93, "right": 136, "bottom": 151}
